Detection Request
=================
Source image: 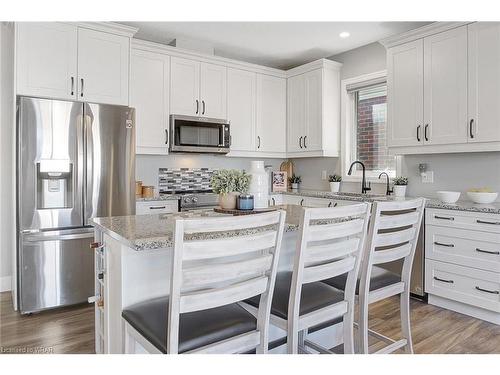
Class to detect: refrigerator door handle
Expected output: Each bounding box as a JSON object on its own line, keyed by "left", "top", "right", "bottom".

{"left": 83, "top": 109, "right": 94, "bottom": 225}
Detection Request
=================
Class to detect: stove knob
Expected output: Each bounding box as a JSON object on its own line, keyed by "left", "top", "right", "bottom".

{"left": 183, "top": 197, "right": 190, "bottom": 203}
{"left": 192, "top": 197, "right": 198, "bottom": 203}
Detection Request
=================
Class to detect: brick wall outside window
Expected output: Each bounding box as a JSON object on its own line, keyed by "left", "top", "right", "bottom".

{"left": 356, "top": 93, "right": 395, "bottom": 172}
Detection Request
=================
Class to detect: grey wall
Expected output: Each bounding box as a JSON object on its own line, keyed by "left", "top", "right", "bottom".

{"left": 331, "top": 42, "right": 387, "bottom": 80}
{"left": 137, "top": 154, "right": 284, "bottom": 191}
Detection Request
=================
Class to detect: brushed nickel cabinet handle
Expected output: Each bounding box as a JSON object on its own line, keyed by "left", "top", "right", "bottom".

{"left": 477, "top": 219, "right": 500, "bottom": 225}
{"left": 303, "top": 135, "right": 307, "bottom": 148}
{"left": 434, "top": 241, "right": 455, "bottom": 248}
{"left": 202, "top": 100, "right": 205, "bottom": 115}
{"left": 417, "top": 125, "right": 421, "bottom": 142}
{"left": 300, "top": 199, "right": 304, "bottom": 206}
{"left": 434, "top": 215, "right": 454, "bottom": 221}
{"left": 475, "top": 286, "right": 499, "bottom": 295}
{"left": 299, "top": 136, "right": 303, "bottom": 149}
{"left": 469, "top": 119, "right": 474, "bottom": 139}
{"left": 165, "top": 129, "right": 169, "bottom": 145}
{"left": 434, "top": 276, "right": 454, "bottom": 284}
{"left": 476, "top": 248, "right": 500, "bottom": 255}
{"left": 70, "top": 76, "right": 74, "bottom": 96}
{"left": 80, "top": 78, "right": 84, "bottom": 97}
{"left": 149, "top": 206, "right": 167, "bottom": 210}
{"left": 424, "top": 124, "right": 429, "bottom": 141}
{"left": 257, "top": 136, "right": 261, "bottom": 149}
{"left": 195, "top": 100, "right": 199, "bottom": 114}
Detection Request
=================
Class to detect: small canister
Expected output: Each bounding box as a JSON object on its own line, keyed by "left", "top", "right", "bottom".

{"left": 238, "top": 194, "right": 254, "bottom": 210}
{"left": 136, "top": 181, "right": 143, "bottom": 197}
{"left": 142, "top": 186, "right": 155, "bottom": 199}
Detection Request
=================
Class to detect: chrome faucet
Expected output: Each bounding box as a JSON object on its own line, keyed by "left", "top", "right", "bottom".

{"left": 348, "top": 161, "right": 371, "bottom": 194}
{"left": 378, "top": 172, "right": 393, "bottom": 196}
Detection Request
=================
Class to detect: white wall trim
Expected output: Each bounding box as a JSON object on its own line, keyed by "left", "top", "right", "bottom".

{"left": 340, "top": 70, "right": 402, "bottom": 184}
{"left": 1, "top": 276, "right": 12, "bottom": 292}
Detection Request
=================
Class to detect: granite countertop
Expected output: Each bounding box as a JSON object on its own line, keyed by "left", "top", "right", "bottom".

{"left": 276, "top": 189, "right": 500, "bottom": 215}
{"left": 136, "top": 195, "right": 180, "bottom": 202}
{"left": 91, "top": 204, "right": 357, "bottom": 251}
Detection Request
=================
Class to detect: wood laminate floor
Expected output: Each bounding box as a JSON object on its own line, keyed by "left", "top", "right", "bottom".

{"left": 1, "top": 291, "right": 499, "bottom": 354}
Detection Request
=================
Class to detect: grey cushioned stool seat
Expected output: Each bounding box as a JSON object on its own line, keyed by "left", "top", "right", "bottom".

{"left": 245, "top": 272, "right": 344, "bottom": 320}
{"left": 122, "top": 296, "right": 257, "bottom": 353}
{"left": 322, "top": 265, "right": 400, "bottom": 293}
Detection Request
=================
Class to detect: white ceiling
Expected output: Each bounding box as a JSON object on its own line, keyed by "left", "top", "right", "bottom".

{"left": 120, "top": 22, "right": 430, "bottom": 70}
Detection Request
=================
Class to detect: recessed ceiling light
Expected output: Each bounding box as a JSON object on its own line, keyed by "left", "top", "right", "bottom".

{"left": 339, "top": 31, "right": 350, "bottom": 38}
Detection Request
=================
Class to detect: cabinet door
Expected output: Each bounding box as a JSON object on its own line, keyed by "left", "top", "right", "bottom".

{"left": 256, "top": 74, "right": 286, "bottom": 153}
{"left": 304, "top": 69, "right": 323, "bottom": 151}
{"left": 287, "top": 74, "right": 305, "bottom": 152}
{"left": 468, "top": 22, "right": 500, "bottom": 143}
{"left": 16, "top": 22, "right": 78, "bottom": 100}
{"left": 227, "top": 68, "right": 256, "bottom": 152}
{"left": 423, "top": 26, "right": 468, "bottom": 145}
{"left": 387, "top": 39, "right": 424, "bottom": 147}
{"left": 131, "top": 50, "right": 170, "bottom": 155}
{"left": 170, "top": 57, "right": 200, "bottom": 116}
{"left": 200, "top": 62, "right": 227, "bottom": 119}
{"left": 77, "top": 28, "right": 130, "bottom": 105}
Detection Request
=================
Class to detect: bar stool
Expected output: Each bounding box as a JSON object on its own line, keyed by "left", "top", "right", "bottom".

{"left": 323, "top": 198, "right": 425, "bottom": 354}
{"left": 122, "top": 211, "right": 286, "bottom": 354}
{"left": 243, "top": 203, "right": 372, "bottom": 354}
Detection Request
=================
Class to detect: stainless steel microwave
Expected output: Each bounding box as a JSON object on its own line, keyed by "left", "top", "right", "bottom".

{"left": 169, "top": 114, "right": 230, "bottom": 154}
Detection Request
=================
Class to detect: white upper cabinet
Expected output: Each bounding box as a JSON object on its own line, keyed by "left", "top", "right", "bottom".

{"left": 200, "top": 62, "right": 227, "bottom": 118}
{"left": 16, "top": 23, "right": 78, "bottom": 100}
{"left": 226, "top": 68, "right": 256, "bottom": 152}
{"left": 287, "top": 74, "right": 305, "bottom": 153}
{"left": 387, "top": 39, "right": 424, "bottom": 147}
{"left": 170, "top": 57, "right": 227, "bottom": 118}
{"left": 16, "top": 22, "right": 134, "bottom": 105}
{"left": 286, "top": 60, "right": 341, "bottom": 157}
{"left": 385, "top": 22, "right": 500, "bottom": 154}
{"left": 468, "top": 22, "right": 500, "bottom": 143}
{"left": 77, "top": 28, "right": 130, "bottom": 106}
{"left": 423, "top": 26, "right": 468, "bottom": 145}
{"left": 170, "top": 57, "right": 200, "bottom": 116}
{"left": 131, "top": 49, "right": 170, "bottom": 155}
{"left": 256, "top": 74, "right": 286, "bottom": 154}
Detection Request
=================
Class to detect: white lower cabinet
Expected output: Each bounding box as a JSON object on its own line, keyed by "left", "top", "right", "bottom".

{"left": 278, "top": 194, "right": 355, "bottom": 208}
{"left": 136, "top": 200, "right": 178, "bottom": 215}
{"left": 425, "top": 208, "right": 500, "bottom": 324}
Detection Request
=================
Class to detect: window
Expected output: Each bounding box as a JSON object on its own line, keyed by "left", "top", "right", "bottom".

{"left": 342, "top": 71, "right": 399, "bottom": 181}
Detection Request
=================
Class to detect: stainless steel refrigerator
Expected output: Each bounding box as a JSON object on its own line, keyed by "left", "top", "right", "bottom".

{"left": 17, "top": 97, "right": 135, "bottom": 314}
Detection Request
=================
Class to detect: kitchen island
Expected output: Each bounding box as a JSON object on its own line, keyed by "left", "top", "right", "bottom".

{"left": 91, "top": 204, "right": 358, "bottom": 354}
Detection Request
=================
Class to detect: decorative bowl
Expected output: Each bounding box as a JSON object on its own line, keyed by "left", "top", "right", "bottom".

{"left": 436, "top": 191, "right": 461, "bottom": 204}
{"left": 467, "top": 191, "right": 498, "bottom": 204}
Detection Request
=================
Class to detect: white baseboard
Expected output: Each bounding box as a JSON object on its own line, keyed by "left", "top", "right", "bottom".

{"left": 0, "top": 276, "right": 12, "bottom": 292}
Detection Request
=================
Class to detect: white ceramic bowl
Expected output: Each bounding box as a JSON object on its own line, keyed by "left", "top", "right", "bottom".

{"left": 436, "top": 191, "right": 461, "bottom": 204}
{"left": 467, "top": 191, "right": 498, "bottom": 204}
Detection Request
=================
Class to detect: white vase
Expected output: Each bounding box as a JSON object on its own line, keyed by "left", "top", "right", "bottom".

{"left": 248, "top": 161, "right": 269, "bottom": 209}
{"left": 394, "top": 185, "right": 407, "bottom": 197}
{"left": 329, "top": 181, "right": 340, "bottom": 192}
{"left": 291, "top": 183, "right": 299, "bottom": 190}
{"left": 219, "top": 192, "right": 237, "bottom": 209}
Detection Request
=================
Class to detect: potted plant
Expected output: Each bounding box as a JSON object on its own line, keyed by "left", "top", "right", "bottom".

{"left": 211, "top": 169, "right": 251, "bottom": 209}
{"left": 288, "top": 174, "right": 302, "bottom": 191}
{"left": 328, "top": 174, "right": 342, "bottom": 193}
{"left": 393, "top": 176, "right": 408, "bottom": 197}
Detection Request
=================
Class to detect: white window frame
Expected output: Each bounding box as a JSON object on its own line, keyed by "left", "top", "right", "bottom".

{"left": 340, "top": 70, "right": 401, "bottom": 184}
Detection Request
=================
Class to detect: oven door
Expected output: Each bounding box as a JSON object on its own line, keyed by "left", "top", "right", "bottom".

{"left": 170, "top": 115, "right": 230, "bottom": 154}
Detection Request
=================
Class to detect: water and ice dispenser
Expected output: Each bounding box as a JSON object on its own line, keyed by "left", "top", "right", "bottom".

{"left": 36, "top": 160, "right": 73, "bottom": 210}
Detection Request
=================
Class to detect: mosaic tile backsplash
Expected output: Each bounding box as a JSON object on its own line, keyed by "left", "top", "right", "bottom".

{"left": 159, "top": 168, "right": 214, "bottom": 193}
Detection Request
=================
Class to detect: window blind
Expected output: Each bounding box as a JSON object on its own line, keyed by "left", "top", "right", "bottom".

{"left": 346, "top": 76, "right": 387, "bottom": 94}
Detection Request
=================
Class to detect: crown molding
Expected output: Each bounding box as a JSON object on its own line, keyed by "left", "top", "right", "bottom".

{"left": 379, "top": 22, "right": 473, "bottom": 48}
{"left": 73, "top": 22, "right": 138, "bottom": 37}
{"left": 286, "top": 58, "right": 342, "bottom": 78}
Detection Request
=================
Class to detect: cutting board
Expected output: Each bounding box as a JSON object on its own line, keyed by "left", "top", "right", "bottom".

{"left": 280, "top": 160, "right": 294, "bottom": 189}
{"left": 214, "top": 207, "right": 278, "bottom": 216}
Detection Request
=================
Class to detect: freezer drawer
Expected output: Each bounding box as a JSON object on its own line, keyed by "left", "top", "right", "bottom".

{"left": 19, "top": 229, "right": 94, "bottom": 313}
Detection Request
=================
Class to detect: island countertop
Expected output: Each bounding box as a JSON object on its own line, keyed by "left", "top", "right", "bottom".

{"left": 91, "top": 205, "right": 319, "bottom": 251}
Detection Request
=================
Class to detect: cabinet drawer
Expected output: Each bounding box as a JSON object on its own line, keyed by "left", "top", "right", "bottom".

{"left": 426, "top": 225, "right": 500, "bottom": 272}
{"left": 136, "top": 200, "right": 178, "bottom": 215}
{"left": 304, "top": 197, "right": 354, "bottom": 208}
{"left": 425, "top": 259, "right": 500, "bottom": 312}
{"left": 426, "top": 208, "right": 500, "bottom": 233}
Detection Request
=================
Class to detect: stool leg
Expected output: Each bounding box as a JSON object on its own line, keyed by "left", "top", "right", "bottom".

{"left": 287, "top": 321, "right": 299, "bottom": 354}
{"left": 400, "top": 289, "right": 414, "bottom": 354}
{"left": 343, "top": 307, "right": 355, "bottom": 354}
{"left": 359, "top": 297, "right": 369, "bottom": 354}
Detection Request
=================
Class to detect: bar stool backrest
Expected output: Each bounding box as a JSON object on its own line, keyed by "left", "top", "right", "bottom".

{"left": 169, "top": 210, "right": 286, "bottom": 353}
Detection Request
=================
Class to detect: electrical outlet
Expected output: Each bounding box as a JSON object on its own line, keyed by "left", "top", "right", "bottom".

{"left": 421, "top": 171, "right": 434, "bottom": 184}
{"left": 321, "top": 170, "right": 327, "bottom": 180}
